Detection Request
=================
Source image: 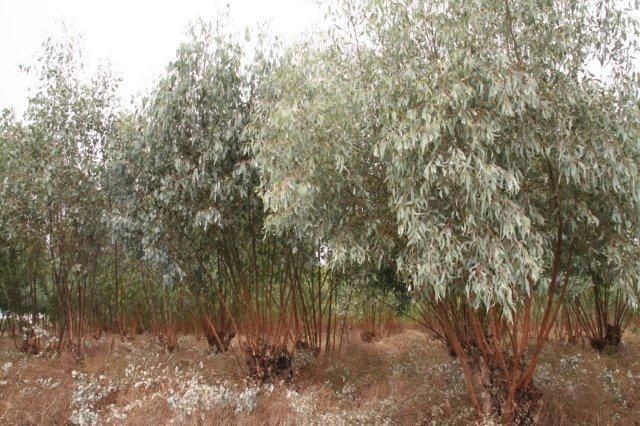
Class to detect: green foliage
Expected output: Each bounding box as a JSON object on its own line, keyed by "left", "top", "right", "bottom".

{"left": 108, "top": 19, "right": 269, "bottom": 283}
{"left": 255, "top": 0, "right": 640, "bottom": 316}
{"left": 0, "top": 36, "right": 119, "bottom": 329}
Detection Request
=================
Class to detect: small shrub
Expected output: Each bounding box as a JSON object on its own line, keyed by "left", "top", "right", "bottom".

{"left": 360, "top": 330, "right": 376, "bottom": 343}
{"left": 157, "top": 327, "right": 178, "bottom": 353}
{"left": 244, "top": 338, "right": 292, "bottom": 383}
{"left": 205, "top": 329, "right": 235, "bottom": 354}
{"left": 20, "top": 325, "right": 49, "bottom": 355}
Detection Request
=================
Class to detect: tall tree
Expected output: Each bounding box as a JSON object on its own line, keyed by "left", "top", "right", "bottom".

{"left": 254, "top": 0, "right": 640, "bottom": 422}
{"left": 1, "top": 35, "right": 119, "bottom": 357}
{"left": 110, "top": 19, "right": 282, "bottom": 352}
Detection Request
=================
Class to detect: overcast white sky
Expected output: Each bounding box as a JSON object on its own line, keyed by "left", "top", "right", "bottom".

{"left": 1, "top": 1, "right": 637, "bottom": 116}
{"left": 0, "top": 0, "right": 320, "bottom": 115}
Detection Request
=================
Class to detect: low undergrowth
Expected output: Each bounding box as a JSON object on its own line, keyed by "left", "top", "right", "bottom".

{"left": 0, "top": 328, "right": 638, "bottom": 425}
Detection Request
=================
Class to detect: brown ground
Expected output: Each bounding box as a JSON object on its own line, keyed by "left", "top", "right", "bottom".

{"left": 0, "top": 328, "right": 639, "bottom": 425}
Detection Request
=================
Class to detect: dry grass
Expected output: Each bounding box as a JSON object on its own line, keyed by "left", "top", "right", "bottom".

{"left": 536, "top": 332, "right": 640, "bottom": 425}
{"left": 0, "top": 327, "right": 639, "bottom": 425}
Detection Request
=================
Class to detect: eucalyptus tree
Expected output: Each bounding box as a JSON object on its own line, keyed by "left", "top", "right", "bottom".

{"left": 111, "top": 19, "right": 301, "bottom": 354}
{"left": 0, "top": 111, "right": 31, "bottom": 318}
{"left": 0, "top": 110, "right": 51, "bottom": 325}
{"left": 0, "top": 36, "right": 119, "bottom": 357}
{"left": 254, "top": 0, "right": 640, "bottom": 422}
{"left": 568, "top": 204, "right": 640, "bottom": 352}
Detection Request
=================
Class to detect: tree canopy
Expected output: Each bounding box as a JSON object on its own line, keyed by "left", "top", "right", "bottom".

{"left": 255, "top": 0, "right": 640, "bottom": 315}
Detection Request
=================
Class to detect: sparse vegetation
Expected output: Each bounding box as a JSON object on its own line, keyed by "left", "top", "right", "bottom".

{"left": 1, "top": 328, "right": 640, "bottom": 424}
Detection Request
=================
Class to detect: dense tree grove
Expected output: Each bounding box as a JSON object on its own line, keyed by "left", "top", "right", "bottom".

{"left": 0, "top": 1, "right": 638, "bottom": 423}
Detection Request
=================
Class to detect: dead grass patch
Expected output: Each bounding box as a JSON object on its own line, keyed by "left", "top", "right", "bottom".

{"left": 0, "top": 329, "right": 638, "bottom": 424}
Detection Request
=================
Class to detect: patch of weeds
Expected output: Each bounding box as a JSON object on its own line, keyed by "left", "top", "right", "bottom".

{"left": 391, "top": 361, "right": 411, "bottom": 377}
{"left": 36, "top": 377, "right": 60, "bottom": 389}
{"left": 601, "top": 368, "right": 627, "bottom": 407}
{"left": 324, "top": 364, "right": 351, "bottom": 394}
{"left": 286, "top": 389, "right": 315, "bottom": 418}
{"left": 166, "top": 376, "right": 259, "bottom": 421}
{"left": 559, "top": 354, "right": 584, "bottom": 371}
{"left": 70, "top": 371, "right": 120, "bottom": 425}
